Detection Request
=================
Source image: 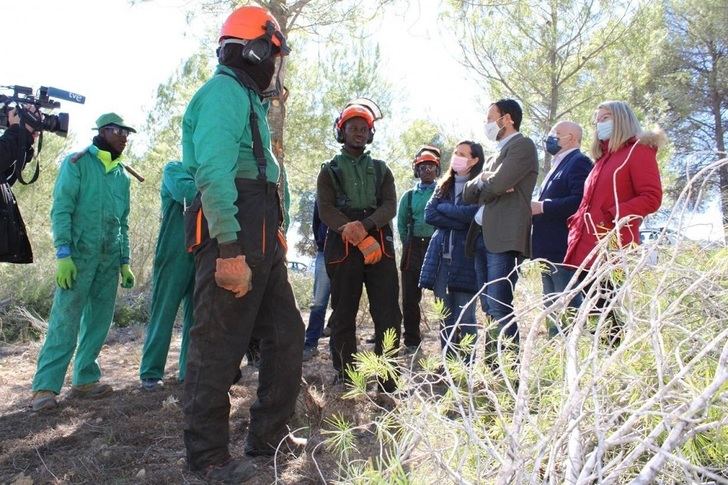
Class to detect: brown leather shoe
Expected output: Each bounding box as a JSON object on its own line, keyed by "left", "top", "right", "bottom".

{"left": 69, "top": 382, "right": 113, "bottom": 399}
{"left": 31, "top": 391, "right": 58, "bottom": 412}
{"left": 203, "top": 457, "right": 257, "bottom": 484}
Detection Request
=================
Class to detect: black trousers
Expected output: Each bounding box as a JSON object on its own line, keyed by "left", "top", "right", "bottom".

{"left": 400, "top": 236, "right": 430, "bottom": 347}
{"left": 183, "top": 180, "right": 304, "bottom": 470}
{"left": 326, "top": 245, "right": 401, "bottom": 388}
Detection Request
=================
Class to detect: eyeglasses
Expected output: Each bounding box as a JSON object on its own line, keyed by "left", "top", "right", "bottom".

{"left": 418, "top": 164, "right": 438, "bottom": 172}
{"left": 105, "top": 126, "right": 132, "bottom": 137}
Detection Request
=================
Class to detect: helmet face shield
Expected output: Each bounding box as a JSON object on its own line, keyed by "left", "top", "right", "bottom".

{"left": 260, "top": 55, "right": 286, "bottom": 98}
{"left": 344, "top": 98, "right": 382, "bottom": 122}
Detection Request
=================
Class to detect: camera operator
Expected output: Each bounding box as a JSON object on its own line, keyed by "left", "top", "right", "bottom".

{"left": 0, "top": 106, "right": 36, "bottom": 263}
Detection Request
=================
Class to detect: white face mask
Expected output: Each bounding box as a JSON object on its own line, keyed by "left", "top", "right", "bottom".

{"left": 484, "top": 115, "right": 504, "bottom": 142}
{"left": 596, "top": 119, "right": 613, "bottom": 141}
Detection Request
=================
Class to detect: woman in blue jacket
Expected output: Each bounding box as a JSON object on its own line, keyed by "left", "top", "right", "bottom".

{"left": 420, "top": 141, "right": 484, "bottom": 360}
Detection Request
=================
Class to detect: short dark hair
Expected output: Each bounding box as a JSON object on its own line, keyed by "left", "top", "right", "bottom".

{"left": 492, "top": 99, "right": 523, "bottom": 131}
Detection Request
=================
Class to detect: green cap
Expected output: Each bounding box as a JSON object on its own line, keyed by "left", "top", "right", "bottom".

{"left": 94, "top": 112, "right": 137, "bottom": 133}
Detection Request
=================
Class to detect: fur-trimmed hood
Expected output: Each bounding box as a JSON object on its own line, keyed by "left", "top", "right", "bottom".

{"left": 638, "top": 128, "right": 668, "bottom": 150}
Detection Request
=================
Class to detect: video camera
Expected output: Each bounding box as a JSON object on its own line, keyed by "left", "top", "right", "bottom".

{"left": 0, "top": 85, "right": 86, "bottom": 137}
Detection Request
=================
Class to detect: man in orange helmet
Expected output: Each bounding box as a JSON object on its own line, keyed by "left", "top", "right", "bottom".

{"left": 397, "top": 146, "right": 440, "bottom": 353}
{"left": 316, "top": 100, "right": 402, "bottom": 392}
{"left": 181, "top": 5, "right": 304, "bottom": 481}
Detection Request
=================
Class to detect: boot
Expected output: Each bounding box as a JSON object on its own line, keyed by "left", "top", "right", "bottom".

{"left": 203, "top": 457, "right": 257, "bottom": 484}
{"left": 31, "top": 390, "right": 58, "bottom": 412}
{"left": 69, "top": 382, "right": 113, "bottom": 399}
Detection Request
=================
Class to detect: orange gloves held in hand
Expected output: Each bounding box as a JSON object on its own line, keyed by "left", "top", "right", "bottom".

{"left": 215, "top": 255, "right": 252, "bottom": 298}
{"left": 357, "top": 236, "right": 382, "bottom": 265}
{"left": 339, "top": 221, "right": 368, "bottom": 245}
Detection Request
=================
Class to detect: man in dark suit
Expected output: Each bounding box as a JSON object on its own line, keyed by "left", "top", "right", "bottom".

{"left": 531, "top": 121, "right": 592, "bottom": 327}
{"left": 463, "top": 99, "right": 538, "bottom": 348}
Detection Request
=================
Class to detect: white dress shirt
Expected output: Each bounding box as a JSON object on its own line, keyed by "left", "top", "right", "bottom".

{"left": 474, "top": 132, "right": 521, "bottom": 225}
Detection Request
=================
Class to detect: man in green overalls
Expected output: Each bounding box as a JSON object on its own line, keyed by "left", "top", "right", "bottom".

{"left": 31, "top": 112, "right": 136, "bottom": 412}
{"left": 139, "top": 161, "right": 196, "bottom": 390}
{"left": 316, "top": 100, "right": 402, "bottom": 391}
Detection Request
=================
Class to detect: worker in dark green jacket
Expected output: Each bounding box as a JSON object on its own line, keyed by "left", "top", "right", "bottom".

{"left": 139, "top": 161, "right": 196, "bottom": 390}
{"left": 180, "top": 6, "right": 304, "bottom": 482}
{"left": 316, "top": 99, "right": 402, "bottom": 392}
{"left": 397, "top": 146, "right": 439, "bottom": 352}
{"left": 31, "top": 113, "right": 136, "bottom": 412}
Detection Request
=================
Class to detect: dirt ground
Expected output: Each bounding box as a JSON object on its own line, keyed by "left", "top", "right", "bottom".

{"left": 0, "top": 315, "right": 425, "bottom": 485}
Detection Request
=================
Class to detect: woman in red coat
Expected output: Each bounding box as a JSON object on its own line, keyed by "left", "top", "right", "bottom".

{"left": 564, "top": 100, "right": 664, "bottom": 343}
{"left": 564, "top": 100, "right": 664, "bottom": 269}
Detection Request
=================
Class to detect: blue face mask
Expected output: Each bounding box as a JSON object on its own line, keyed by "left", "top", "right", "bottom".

{"left": 596, "top": 119, "right": 613, "bottom": 141}
{"left": 545, "top": 135, "right": 561, "bottom": 156}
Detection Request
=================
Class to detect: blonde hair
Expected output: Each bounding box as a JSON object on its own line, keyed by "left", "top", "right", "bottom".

{"left": 590, "top": 100, "right": 642, "bottom": 160}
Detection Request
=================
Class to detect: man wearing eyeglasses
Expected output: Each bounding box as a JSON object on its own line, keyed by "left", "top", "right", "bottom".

{"left": 397, "top": 146, "right": 440, "bottom": 354}
{"left": 30, "top": 112, "right": 136, "bottom": 412}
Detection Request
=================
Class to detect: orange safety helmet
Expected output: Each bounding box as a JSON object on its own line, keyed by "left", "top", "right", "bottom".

{"left": 414, "top": 151, "right": 440, "bottom": 166}
{"left": 219, "top": 6, "right": 285, "bottom": 50}
{"left": 336, "top": 105, "right": 375, "bottom": 130}
{"left": 412, "top": 145, "right": 441, "bottom": 177}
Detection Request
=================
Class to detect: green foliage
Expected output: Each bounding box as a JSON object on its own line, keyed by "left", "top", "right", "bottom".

{"left": 287, "top": 270, "right": 313, "bottom": 310}
{"left": 285, "top": 34, "right": 395, "bottom": 254}
{"left": 444, "top": 0, "right": 668, "bottom": 173}
{"left": 323, "top": 413, "right": 359, "bottom": 459}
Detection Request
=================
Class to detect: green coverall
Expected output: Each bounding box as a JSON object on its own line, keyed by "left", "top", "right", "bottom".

{"left": 32, "top": 144, "right": 130, "bottom": 394}
{"left": 139, "top": 161, "right": 197, "bottom": 382}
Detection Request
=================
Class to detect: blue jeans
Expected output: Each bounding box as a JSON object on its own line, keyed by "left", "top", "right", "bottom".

{"left": 434, "top": 257, "right": 477, "bottom": 358}
{"left": 542, "top": 262, "right": 581, "bottom": 337}
{"left": 473, "top": 233, "right": 519, "bottom": 342}
{"left": 304, "top": 251, "right": 330, "bottom": 349}
{"left": 542, "top": 262, "right": 582, "bottom": 307}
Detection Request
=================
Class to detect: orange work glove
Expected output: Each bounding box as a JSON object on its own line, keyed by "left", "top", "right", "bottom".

{"left": 357, "top": 235, "right": 383, "bottom": 265}
{"left": 339, "top": 221, "right": 368, "bottom": 245}
{"left": 215, "top": 255, "right": 252, "bottom": 298}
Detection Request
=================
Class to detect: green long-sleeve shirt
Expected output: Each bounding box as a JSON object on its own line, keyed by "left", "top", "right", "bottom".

{"left": 397, "top": 182, "right": 436, "bottom": 242}
{"left": 182, "top": 64, "right": 280, "bottom": 244}
{"left": 154, "top": 161, "right": 197, "bottom": 263}
{"left": 316, "top": 150, "right": 397, "bottom": 232}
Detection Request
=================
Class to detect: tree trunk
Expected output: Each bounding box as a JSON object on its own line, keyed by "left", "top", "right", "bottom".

{"left": 266, "top": 2, "right": 290, "bottom": 222}
{"left": 708, "top": 50, "right": 727, "bottom": 228}
{"left": 543, "top": 0, "right": 560, "bottom": 176}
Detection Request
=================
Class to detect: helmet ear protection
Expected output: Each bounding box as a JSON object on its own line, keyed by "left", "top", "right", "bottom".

{"left": 334, "top": 104, "right": 377, "bottom": 144}
{"left": 412, "top": 146, "right": 442, "bottom": 177}
{"left": 334, "top": 122, "right": 375, "bottom": 144}
{"left": 218, "top": 21, "right": 290, "bottom": 65}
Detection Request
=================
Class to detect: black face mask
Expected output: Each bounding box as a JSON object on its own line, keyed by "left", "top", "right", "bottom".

{"left": 219, "top": 44, "right": 276, "bottom": 92}
{"left": 93, "top": 135, "right": 121, "bottom": 161}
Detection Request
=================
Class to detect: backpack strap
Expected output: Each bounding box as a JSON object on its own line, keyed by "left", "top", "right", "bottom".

{"left": 323, "top": 157, "right": 350, "bottom": 209}
{"left": 406, "top": 189, "right": 414, "bottom": 238}
{"left": 217, "top": 71, "right": 267, "bottom": 182}
{"left": 372, "top": 158, "right": 384, "bottom": 205}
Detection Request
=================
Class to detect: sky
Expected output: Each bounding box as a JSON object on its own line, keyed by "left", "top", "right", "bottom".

{"left": 1, "top": 0, "right": 723, "bottom": 242}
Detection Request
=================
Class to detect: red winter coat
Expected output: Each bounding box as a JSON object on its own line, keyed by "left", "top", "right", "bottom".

{"left": 563, "top": 131, "right": 665, "bottom": 268}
